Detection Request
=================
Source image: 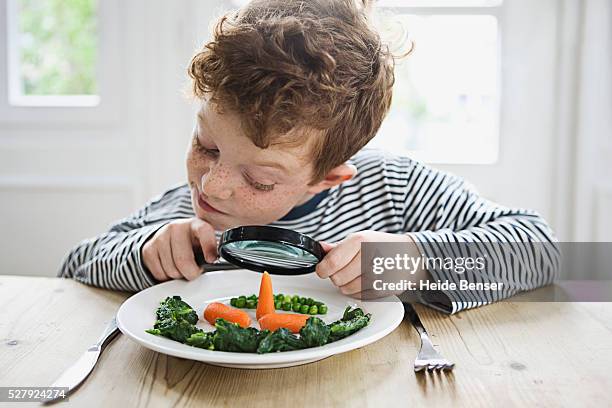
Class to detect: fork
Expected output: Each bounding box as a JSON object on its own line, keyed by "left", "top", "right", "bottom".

{"left": 403, "top": 302, "right": 455, "bottom": 372}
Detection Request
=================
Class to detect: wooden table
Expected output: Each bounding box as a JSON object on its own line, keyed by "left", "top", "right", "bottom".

{"left": 1, "top": 275, "right": 611, "bottom": 407}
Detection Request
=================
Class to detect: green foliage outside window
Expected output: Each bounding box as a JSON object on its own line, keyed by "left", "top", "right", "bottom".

{"left": 17, "top": 0, "right": 97, "bottom": 95}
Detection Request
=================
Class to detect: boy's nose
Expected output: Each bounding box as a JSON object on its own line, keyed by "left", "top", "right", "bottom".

{"left": 200, "top": 168, "right": 232, "bottom": 200}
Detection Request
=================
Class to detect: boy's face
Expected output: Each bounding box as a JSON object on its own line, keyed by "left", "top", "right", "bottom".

{"left": 186, "top": 101, "right": 319, "bottom": 231}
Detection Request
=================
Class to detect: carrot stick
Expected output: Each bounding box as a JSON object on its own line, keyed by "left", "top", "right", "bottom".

{"left": 258, "top": 313, "right": 310, "bottom": 333}
{"left": 204, "top": 302, "right": 251, "bottom": 328}
{"left": 256, "top": 271, "right": 275, "bottom": 320}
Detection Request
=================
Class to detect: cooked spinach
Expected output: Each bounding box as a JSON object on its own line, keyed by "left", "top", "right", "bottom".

{"left": 155, "top": 295, "right": 199, "bottom": 325}
{"left": 212, "top": 319, "right": 270, "bottom": 353}
{"left": 341, "top": 306, "right": 367, "bottom": 321}
{"left": 257, "top": 328, "right": 305, "bottom": 353}
{"left": 186, "top": 331, "right": 214, "bottom": 349}
{"left": 299, "top": 315, "right": 331, "bottom": 347}
{"left": 145, "top": 296, "right": 202, "bottom": 342}
{"left": 327, "top": 306, "right": 372, "bottom": 342}
{"left": 145, "top": 296, "right": 371, "bottom": 354}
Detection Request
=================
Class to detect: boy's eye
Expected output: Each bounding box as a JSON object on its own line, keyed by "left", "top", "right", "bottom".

{"left": 193, "top": 135, "right": 219, "bottom": 158}
{"left": 243, "top": 172, "right": 275, "bottom": 192}
{"left": 251, "top": 180, "right": 275, "bottom": 192}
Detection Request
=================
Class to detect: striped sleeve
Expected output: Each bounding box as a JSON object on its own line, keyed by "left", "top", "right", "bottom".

{"left": 57, "top": 183, "right": 189, "bottom": 292}
{"left": 401, "top": 163, "right": 560, "bottom": 314}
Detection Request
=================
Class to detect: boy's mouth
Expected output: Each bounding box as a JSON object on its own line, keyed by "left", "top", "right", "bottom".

{"left": 198, "top": 194, "right": 227, "bottom": 215}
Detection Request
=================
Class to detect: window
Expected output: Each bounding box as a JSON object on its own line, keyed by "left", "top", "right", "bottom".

{"left": 370, "top": 1, "right": 502, "bottom": 164}
{"left": 6, "top": 0, "right": 99, "bottom": 106}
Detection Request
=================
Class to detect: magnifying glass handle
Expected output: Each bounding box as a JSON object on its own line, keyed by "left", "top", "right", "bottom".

{"left": 199, "top": 261, "right": 242, "bottom": 272}
{"left": 195, "top": 251, "right": 240, "bottom": 271}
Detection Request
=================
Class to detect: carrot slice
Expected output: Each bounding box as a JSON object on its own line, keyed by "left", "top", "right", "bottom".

{"left": 258, "top": 313, "right": 309, "bottom": 333}
{"left": 204, "top": 302, "right": 251, "bottom": 328}
{"left": 256, "top": 271, "right": 275, "bottom": 320}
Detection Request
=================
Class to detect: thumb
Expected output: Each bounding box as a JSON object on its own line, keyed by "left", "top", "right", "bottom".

{"left": 190, "top": 218, "right": 218, "bottom": 263}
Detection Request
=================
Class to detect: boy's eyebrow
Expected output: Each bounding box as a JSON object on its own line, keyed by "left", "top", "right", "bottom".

{"left": 253, "top": 160, "right": 290, "bottom": 172}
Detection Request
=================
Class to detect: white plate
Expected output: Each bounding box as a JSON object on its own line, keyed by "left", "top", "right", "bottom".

{"left": 116, "top": 269, "right": 404, "bottom": 369}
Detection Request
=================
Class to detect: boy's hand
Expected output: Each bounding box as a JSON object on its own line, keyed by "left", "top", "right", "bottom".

{"left": 316, "top": 231, "right": 424, "bottom": 298}
{"left": 142, "top": 217, "right": 218, "bottom": 282}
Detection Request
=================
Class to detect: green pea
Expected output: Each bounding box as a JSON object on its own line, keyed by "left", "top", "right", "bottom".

{"left": 307, "top": 298, "right": 315, "bottom": 306}
{"left": 282, "top": 302, "right": 292, "bottom": 311}
{"left": 313, "top": 301, "right": 323, "bottom": 307}
{"left": 319, "top": 304, "right": 328, "bottom": 314}
{"left": 230, "top": 297, "right": 237, "bottom": 307}
{"left": 283, "top": 295, "right": 292, "bottom": 303}
{"left": 309, "top": 305, "right": 318, "bottom": 315}
{"left": 292, "top": 295, "right": 300, "bottom": 303}
{"left": 276, "top": 293, "right": 284, "bottom": 300}
{"left": 248, "top": 294, "right": 257, "bottom": 301}
{"left": 275, "top": 300, "right": 282, "bottom": 310}
{"left": 236, "top": 298, "right": 246, "bottom": 308}
{"left": 246, "top": 299, "right": 256, "bottom": 309}
{"left": 299, "top": 297, "right": 308, "bottom": 305}
{"left": 292, "top": 303, "right": 302, "bottom": 312}
{"left": 300, "top": 304, "right": 310, "bottom": 314}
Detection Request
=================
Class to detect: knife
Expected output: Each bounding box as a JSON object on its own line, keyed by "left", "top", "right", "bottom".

{"left": 43, "top": 316, "right": 120, "bottom": 404}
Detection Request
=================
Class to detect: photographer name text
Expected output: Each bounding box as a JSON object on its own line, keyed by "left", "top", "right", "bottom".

{"left": 372, "top": 279, "right": 504, "bottom": 291}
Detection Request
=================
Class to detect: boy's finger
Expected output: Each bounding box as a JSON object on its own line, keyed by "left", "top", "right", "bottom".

{"left": 339, "top": 275, "right": 361, "bottom": 295}
{"left": 329, "top": 254, "right": 361, "bottom": 287}
{"left": 144, "top": 246, "right": 169, "bottom": 282}
{"left": 158, "top": 236, "right": 182, "bottom": 279}
{"left": 170, "top": 230, "right": 201, "bottom": 281}
{"left": 190, "top": 219, "right": 218, "bottom": 263}
{"left": 316, "top": 236, "right": 361, "bottom": 278}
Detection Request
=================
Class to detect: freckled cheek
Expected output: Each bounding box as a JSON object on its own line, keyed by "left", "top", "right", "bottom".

{"left": 233, "top": 186, "right": 264, "bottom": 210}
{"left": 235, "top": 186, "right": 299, "bottom": 217}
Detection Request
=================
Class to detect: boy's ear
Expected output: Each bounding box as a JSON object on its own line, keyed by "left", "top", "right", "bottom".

{"left": 307, "top": 163, "right": 357, "bottom": 194}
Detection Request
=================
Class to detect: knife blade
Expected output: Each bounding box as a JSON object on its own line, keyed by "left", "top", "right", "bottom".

{"left": 43, "top": 316, "right": 120, "bottom": 404}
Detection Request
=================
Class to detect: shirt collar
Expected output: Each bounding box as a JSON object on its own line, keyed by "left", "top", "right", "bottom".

{"left": 279, "top": 189, "right": 330, "bottom": 221}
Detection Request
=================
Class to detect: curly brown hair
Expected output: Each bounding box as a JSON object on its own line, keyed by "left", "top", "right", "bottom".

{"left": 188, "top": 0, "right": 395, "bottom": 183}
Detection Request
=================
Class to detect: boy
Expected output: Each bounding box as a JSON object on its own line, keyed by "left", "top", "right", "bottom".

{"left": 59, "top": 0, "right": 558, "bottom": 314}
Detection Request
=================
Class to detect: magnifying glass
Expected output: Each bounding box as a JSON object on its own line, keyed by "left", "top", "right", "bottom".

{"left": 200, "top": 225, "right": 324, "bottom": 275}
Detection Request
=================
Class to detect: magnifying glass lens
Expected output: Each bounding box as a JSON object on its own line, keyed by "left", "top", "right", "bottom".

{"left": 223, "top": 240, "right": 318, "bottom": 269}
{"left": 218, "top": 226, "right": 324, "bottom": 275}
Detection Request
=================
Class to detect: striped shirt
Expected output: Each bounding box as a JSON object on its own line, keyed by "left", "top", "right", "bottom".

{"left": 58, "top": 148, "right": 559, "bottom": 313}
